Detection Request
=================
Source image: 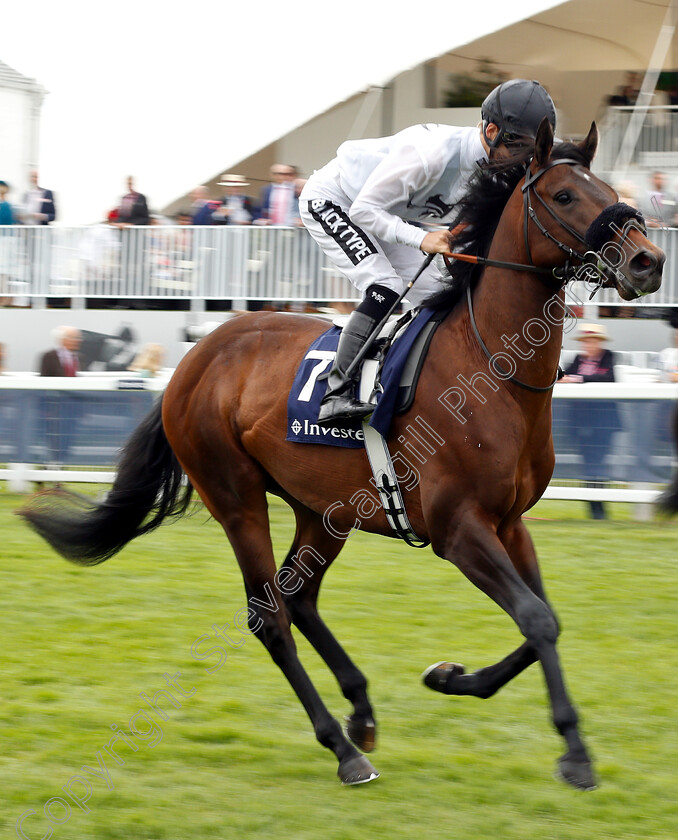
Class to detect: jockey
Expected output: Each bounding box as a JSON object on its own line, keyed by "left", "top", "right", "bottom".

{"left": 299, "top": 79, "right": 557, "bottom": 424}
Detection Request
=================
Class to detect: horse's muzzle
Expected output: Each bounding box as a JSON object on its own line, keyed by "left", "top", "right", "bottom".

{"left": 617, "top": 247, "right": 665, "bottom": 300}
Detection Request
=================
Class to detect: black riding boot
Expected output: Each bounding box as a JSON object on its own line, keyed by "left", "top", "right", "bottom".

{"left": 318, "top": 284, "right": 399, "bottom": 424}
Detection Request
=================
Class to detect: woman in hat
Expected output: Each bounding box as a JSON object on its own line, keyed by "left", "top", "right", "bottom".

{"left": 560, "top": 323, "right": 620, "bottom": 519}
{"left": 213, "top": 174, "right": 257, "bottom": 225}
{"left": 561, "top": 324, "right": 615, "bottom": 384}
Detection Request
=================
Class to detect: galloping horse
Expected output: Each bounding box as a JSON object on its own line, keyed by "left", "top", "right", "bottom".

{"left": 20, "top": 120, "right": 664, "bottom": 789}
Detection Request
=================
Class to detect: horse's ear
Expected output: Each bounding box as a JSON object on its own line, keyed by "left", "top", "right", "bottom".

{"left": 579, "top": 122, "right": 599, "bottom": 165}
{"left": 532, "top": 117, "right": 554, "bottom": 168}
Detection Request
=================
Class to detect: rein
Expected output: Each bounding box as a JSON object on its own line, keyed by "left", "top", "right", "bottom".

{"left": 446, "top": 157, "right": 643, "bottom": 392}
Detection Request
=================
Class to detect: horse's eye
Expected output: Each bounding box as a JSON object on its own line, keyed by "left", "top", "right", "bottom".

{"left": 554, "top": 191, "right": 573, "bottom": 205}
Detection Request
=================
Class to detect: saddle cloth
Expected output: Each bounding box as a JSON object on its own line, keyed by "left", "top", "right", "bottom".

{"left": 285, "top": 307, "right": 447, "bottom": 448}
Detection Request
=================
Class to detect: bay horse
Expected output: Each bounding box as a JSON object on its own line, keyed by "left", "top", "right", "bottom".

{"left": 19, "top": 120, "right": 664, "bottom": 789}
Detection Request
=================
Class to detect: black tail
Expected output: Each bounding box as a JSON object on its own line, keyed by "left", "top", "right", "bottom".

{"left": 17, "top": 397, "right": 193, "bottom": 565}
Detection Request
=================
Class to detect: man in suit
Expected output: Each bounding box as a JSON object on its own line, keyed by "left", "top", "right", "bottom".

{"left": 111, "top": 176, "right": 150, "bottom": 295}
{"left": 114, "top": 176, "right": 150, "bottom": 226}
{"left": 255, "top": 164, "right": 300, "bottom": 226}
{"left": 39, "top": 326, "right": 82, "bottom": 376}
{"left": 190, "top": 185, "right": 220, "bottom": 225}
{"left": 23, "top": 170, "right": 56, "bottom": 224}
{"left": 39, "top": 326, "right": 82, "bottom": 466}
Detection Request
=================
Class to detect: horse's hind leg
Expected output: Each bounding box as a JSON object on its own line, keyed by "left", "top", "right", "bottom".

{"left": 280, "top": 506, "right": 377, "bottom": 752}
{"left": 190, "top": 461, "right": 378, "bottom": 785}
{"left": 427, "top": 514, "right": 594, "bottom": 790}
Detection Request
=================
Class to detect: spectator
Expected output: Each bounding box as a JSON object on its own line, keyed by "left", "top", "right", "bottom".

{"left": 0, "top": 180, "right": 18, "bottom": 224}
{"left": 171, "top": 210, "right": 194, "bottom": 259}
{"left": 38, "top": 326, "right": 83, "bottom": 468}
{"left": 641, "top": 170, "right": 678, "bottom": 228}
{"left": 110, "top": 177, "right": 151, "bottom": 295}
{"left": 113, "top": 176, "right": 150, "bottom": 227}
{"left": 0, "top": 181, "right": 19, "bottom": 305}
{"left": 659, "top": 325, "right": 678, "bottom": 382}
{"left": 256, "top": 164, "right": 299, "bottom": 225}
{"left": 128, "top": 342, "right": 166, "bottom": 377}
{"left": 189, "top": 186, "right": 219, "bottom": 225}
{"left": 22, "top": 170, "right": 56, "bottom": 225}
{"left": 39, "top": 326, "right": 82, "bottom": 376}
{"left": 560, "top": 323, "right": 621, "bottom": 520}
{"left": 607, "top": 72, "right": 641, "bottom": 106}
{"left": 212, "top": 174, "right": 257, "bottom": 225}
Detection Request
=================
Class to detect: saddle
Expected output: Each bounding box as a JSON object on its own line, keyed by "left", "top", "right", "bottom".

{"left": 286, "top": 307, "right": 450, "bottom": 448}
{"left": 286, "top": 307, "right": 451, "bottom": 548}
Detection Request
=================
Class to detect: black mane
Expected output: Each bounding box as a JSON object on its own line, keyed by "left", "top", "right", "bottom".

{"left": 426, "top": 141, "right": 590, "bottom": 310}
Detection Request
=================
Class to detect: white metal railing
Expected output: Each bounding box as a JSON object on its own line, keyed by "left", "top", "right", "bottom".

{"left": 1, "top": 377, "right": 676, "bottom": 519}
{"left": 0, "top": 223, "right": 676, "bottom": 308}
{"left": 0, "top": 224, "right": 360, "bottom": 304}
{"left": 596, "top": 105, "right": 678, "bottom": 174}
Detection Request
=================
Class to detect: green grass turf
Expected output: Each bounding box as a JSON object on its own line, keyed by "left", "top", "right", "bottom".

{"left": 1, "top": 485, "right": 677, "bottom": 839}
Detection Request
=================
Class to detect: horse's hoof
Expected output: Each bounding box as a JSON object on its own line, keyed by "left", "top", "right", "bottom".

{"left": 556, "top": 755, "right": 597, "bottom": 791}
{"left": 345, "top": 714, "right": 377, "bottom": 753}
{"left": 338, "top": 754, "right": 380, "bottom": 785}
{"left": 422, "top": 661, "right": 465, "bottom": 694}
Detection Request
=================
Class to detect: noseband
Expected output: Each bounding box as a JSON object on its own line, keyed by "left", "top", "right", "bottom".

{"left": 521, "top": 158, "right": 645, "bottom": 286}
{"left": 463, "top": 158, "right": 646, "bottom": 392}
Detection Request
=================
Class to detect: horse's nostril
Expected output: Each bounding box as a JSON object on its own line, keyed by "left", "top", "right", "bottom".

{"left": 630, "top": 250, "right": 657, "bottom": 277}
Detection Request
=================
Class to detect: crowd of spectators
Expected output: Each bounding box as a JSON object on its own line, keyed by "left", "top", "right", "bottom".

{"left": 182, "top": 164, "right": 306, "bottom": 227}
{"left": 0, "top": 171, "right": 56, "bottom": 226}
{"left": 5, "top": 163, "right": 678, "bottom": 234}
{"left": 0, "top": 163, "right": 309, "bottom": 310}
{"left": 0, "top": 164, "right": 306, "bottom": 230}
{"left": 4, "top": 162, "right": 678, "bottom": 235}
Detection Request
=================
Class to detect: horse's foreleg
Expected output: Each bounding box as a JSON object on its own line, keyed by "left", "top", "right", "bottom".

{"left": 281, "top": 508, "right": 377, "bottom": 753}
{"left": 423, "top": 640, "right": 537, "bottom": 698}
{"left": 503, "top": 520, "right": 595, "bottom": 788}
{"left": 423, "top": 519, "right": 550, "bottom": 698}
{"left": 427, "top": 513, "right": 594, "bottom": 789}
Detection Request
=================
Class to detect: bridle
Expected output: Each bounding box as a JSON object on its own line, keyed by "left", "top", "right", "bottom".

{"left": 445, "top": 157, "right": 646, "bottom": 392}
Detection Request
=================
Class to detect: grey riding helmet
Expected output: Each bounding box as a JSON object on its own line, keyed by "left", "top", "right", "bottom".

{"left": 481, "top": 79, "right": 557, "bottom": 147}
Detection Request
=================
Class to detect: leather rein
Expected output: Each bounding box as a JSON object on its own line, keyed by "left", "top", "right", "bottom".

{"left": 445, "top": 158, "right": 645, "bottom": 393}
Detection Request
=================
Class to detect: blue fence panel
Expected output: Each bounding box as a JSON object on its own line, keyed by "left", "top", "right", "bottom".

{"left": 551, "top": 397, "right": 676, "bottom": 484}
{"left": 0, "top": 388, "right": 157, "bottom": 467}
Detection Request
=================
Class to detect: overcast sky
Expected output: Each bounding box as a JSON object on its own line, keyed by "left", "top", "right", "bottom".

{"left": 3, "top": 0, "right": 559, "bottom": 224}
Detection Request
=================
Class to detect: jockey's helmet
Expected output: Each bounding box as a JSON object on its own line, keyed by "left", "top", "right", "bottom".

{"left": 481, "top": 80, "right": 556, "bottom": 148}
